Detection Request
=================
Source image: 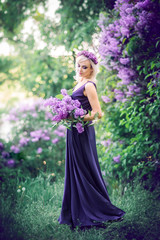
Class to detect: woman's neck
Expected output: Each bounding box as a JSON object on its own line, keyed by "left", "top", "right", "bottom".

{"left": 79, "top": 77, "right": 90, "bottom": 83}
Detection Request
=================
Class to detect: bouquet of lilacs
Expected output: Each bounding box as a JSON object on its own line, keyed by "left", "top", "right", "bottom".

{"left": 44, "top": 88, "right": 94, "bottom": 133}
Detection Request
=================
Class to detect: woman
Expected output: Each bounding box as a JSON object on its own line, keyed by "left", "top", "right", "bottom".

{"left": 57, "top": 50, "right": 126, "bottom": 230}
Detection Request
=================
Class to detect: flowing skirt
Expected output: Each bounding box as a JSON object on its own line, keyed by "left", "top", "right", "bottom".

{"left": 57, "top": 124, "right": 126, "bottom": 228}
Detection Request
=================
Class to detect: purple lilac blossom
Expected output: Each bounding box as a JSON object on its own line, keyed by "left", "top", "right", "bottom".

{"left": 52, "top": 138, "right": 59, "bottom": 144}
{"left": 125, "top": 91, "right": 134, "bottom": 97}
{"left": 37, "top": 147, "right": 43, "bottom": 154}
{"left": 30, "top": 130, "right": 50, "bottom": 142}
{"left": 122, "top": 98, "right": 128, "bottom": 102}
{"left": 76, "top": 122, "right": 84, "bottom": 133}
{"left": 61, "top": 89, "right": 68, "bottom": 96}
{"left": 114, "top": 89, "right": 125, "bottom": 101}
{"left": 0, "top": 142, "right": 4, "bottom": 151}
{"left": 31, "top": 113, "right": 38, "bottom": 118}
{"left": 52, "top": 115, "right": 62, "bottom": 122}
{"left": 74, "top": 108, "right": 85, "bottom": 118}
{"left": 113, "top": 155, "right": 121, "bottom": 163}
{"left": 10, "top": 145, "right": 20, "bottom": 154}
{"left": 73, "top": 99, "right": 81, "bottom": 108}
{"left": 101, "top": 139, "right": 112, "bottom": 147}
{"left": 98, "top": 0, "right": 158, "bottom": 100}
{"left": 119, "top": 58, "right": 130, "bottom": 65}
{"left": 57, "top": 125, "right": 66, "bottom": 131}
{"left": 7, "top": 98, "right": 46, "bottom": 123}
{"left": 63, "top": 95, "right": 72, "bottom": 104}
{"left": 44, "top": 97, "right": 59, "bottom": 107}
{"left": 7, "top": 159, "right": 15, "bottom": 167}
{"left": 53, "top": 129, "right": 65, "bottom": 137}
{"left": 45, "top": 112, "right": 53, "bottom": 120}
{"left": 101, "top": 96, "right": 111, "bottom": 103}
{"left": 19, "top": 137, "right": 30, "bottom": 147}
{"left": 7, "top": 115, "right": 19, "bottom": 121}
{"left": 1, "top": 151, "right": 10, "bottom": 158}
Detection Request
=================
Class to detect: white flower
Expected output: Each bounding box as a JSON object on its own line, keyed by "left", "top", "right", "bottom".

{"left": 22, "top": 187, "right": 26, "bottom": 191}
{"left": 17, "top": 189, "right": 21, "bottom": 193}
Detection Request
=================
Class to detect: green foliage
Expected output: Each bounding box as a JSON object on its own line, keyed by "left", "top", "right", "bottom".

{"left": 95, "top": 1, "right": 160, "bottom": 186}
{"left": 96, "top": 78, "right": 160, "bottom": 186}
{"left": 0, "top": 56, "right": 18, "bottom": 85}
{"left": 55, "top": 0, "right": 115, "bottom": 51}
{"left": 1, "top": 47, "right": 75, "bottom": 98}
{"left": 0, "top": 0, "right": 47, "bottom": 36}
{"left": 125, "top": 36, "right": 142, "bottom": 57}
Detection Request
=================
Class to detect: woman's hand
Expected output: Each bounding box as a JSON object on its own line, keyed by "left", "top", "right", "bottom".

{"left": 80, "top": 112, "right": 101, "bottom": 122}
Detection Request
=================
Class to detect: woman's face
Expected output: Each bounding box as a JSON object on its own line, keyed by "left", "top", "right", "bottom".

{"left": 77, "top": 60, "right": 93, "bottom": 79}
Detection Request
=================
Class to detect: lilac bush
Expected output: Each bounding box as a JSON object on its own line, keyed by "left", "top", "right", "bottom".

{"left": 97, "top": 0, "right": 160, "bottom": 184}
{"left": 98, "top": 0, "right": 160, "bottom": 102}
{"left": 0, "top": 98, "right": 67, "bottom": 178}
{"left": 7, "top": 98, "right": 53, "bottom": 123}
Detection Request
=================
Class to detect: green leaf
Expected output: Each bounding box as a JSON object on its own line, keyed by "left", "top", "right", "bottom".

{"left": 140, "top": 99, "right": 146, "bottom": 103}
{"left": 151, "top": 62, "right": 155, "bottom": 70}
{"left": 156, "top": 40, "right": 160, "bottom": 48}
{"left": 84, "top": 121, "right": 90, "bottom": 125}
{"left": 88, "top": 110, "right": 91, "bottom": 116}
{"left": 122, "top": 37, "right": 127, "bottom": 44}
{"left": 65, "top": 126, "right": 71, "bottom": 130}
{"left": 67, "top": 89, "right": 73, "bottom": 95}
{"left": 137, "top": 65, "right": 142, "bottom": 71}
{"left": 55, "top": 93, "right": 63, "bottom": 99}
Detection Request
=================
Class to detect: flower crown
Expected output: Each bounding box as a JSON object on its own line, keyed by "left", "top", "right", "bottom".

{"left": 76, "top": 51, "right": 98, "bottom": 65}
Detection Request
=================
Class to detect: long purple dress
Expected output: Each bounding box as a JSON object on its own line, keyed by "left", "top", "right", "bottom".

{"left": 57, "top": 81, "right": 126, "bottom": 229}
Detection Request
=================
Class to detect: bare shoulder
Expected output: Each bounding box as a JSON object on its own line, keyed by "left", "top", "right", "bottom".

{"left": 85, "top": 82, "right": 96, "bottom": 91}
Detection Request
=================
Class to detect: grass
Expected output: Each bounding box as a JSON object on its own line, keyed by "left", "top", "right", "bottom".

{"left": 0, "top": 174, "right": 160, "bottom": 240}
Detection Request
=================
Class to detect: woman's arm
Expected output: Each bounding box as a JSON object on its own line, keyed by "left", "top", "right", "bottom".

{"left": 81, "top": 82, "right": 102, "bottom": 122}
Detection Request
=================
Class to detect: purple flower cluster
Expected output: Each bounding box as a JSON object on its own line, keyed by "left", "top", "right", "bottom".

{"left": 30, "top": 129, "right": 50, "bottom": 142}
{"left": 76, "top": 51, "right": 98, "bottom": 65}
{"left": 10, "top": 145, "right": 20, "bottom": 154}
{"left": 7, "top": 159, "right": 15, "bottom": 168}
{"left": 37, "top": 147, "right": 43, "bottom": 154}
{"left": 44, "top": 89, "right": 87, "bottom": 133}
{"left": 75, "top": 122, "right": 84, "bottom": 133}
{"left": 113, "top": 155, "right": 121, "bottom": 163}
{"left": 0, "top": 141, "right": 15, "bottom": 168}
{"left": 101, "top": 139, "right": 112, "bottom": 147}
{"left": 19, "top": 137, "right": 30, "bottom": 147}
{"left": 0, "top": 142, "right": 4, "bottom": 151}
{"left": 7, "top": 98, "right": 47, "bottom": 122}
{"left": 101, "top": 96, "right": 111, "bottom": 103}
{"left": 98, "top": 0, "right": 159, "bottom": 102}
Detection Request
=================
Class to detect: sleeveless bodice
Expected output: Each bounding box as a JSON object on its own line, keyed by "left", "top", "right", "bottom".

{"left": 71, "top": 81, "right": 97, "bottom": 114}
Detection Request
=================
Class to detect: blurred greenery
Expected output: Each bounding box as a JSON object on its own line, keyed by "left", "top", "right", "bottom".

{"left": 55, "top": 0, "right": 116, "bottom": 51}
{"left": 0, "top": 0, "right": 47, "bottom": 37}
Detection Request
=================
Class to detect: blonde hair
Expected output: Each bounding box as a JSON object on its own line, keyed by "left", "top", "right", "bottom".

{"left": 73, "top": 55, "right": 99, "bottom": 84}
